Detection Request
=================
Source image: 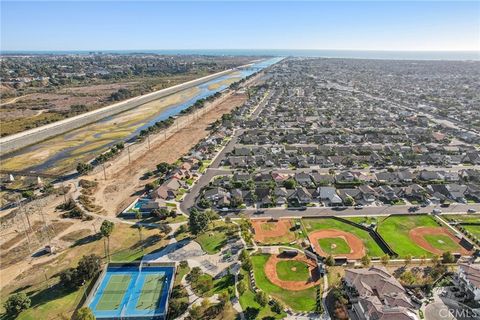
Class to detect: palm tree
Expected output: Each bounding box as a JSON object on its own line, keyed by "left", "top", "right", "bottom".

{"left": 135, "top": 211, "right": 144, "bottom": 248}
{"left": 100, "top": 220, "right": 114, "bottom": 261}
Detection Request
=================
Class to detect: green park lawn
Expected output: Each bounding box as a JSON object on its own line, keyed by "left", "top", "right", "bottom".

{"left": 251, "top": 254, "right": 318, "bottom": 312}
{"left": 463, "top": 225, "right": 480, "bottom": 239}
{"left": 444, "top": 214, "right": 480, "bottom": 224}
{"left": 276, "top": 260, "right": 310, "bottom": 281}
{"left": 423, "top": 234, "right": 462, "bottom": 252}
{"left": 238, "top": 270, "right": 285, "bottom": 319}
{"left": 318, "top": 238, "right": 351, "bottom": 255}
{"left": 302, "top": 218, "right": 384, "bottom": 257}
{"left": 377, "top": 215, "right": 439, "bottom": 257}
{"left": 195, "top": 221, "right": 237, "bottom": 254}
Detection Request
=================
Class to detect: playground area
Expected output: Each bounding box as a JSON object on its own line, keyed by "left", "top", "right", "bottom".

{"left": 87, "top": 263, "right": 175, "bottom": 319}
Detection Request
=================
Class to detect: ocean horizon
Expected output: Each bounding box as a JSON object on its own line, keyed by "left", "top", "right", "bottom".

{"left": 1, "top": 49, "right": 479, "bottom": 61}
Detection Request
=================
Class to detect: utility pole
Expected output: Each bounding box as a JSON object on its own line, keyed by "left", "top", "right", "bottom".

{"left": 20, "top": 201, "right": 33, "bottom": 233}
{"left": 20, "top": 210, "right": 32, "bottom": 253}
{"left": 127, "top": 145, "right": 131, "bottom": 164}
{"left": 147, "top": 135, "right": 151, "bottom": 150}
{"left": 102, "top": 163, "right": 107, "bottom": 180}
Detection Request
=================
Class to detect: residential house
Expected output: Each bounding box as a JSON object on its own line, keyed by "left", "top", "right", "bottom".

{"left": 457, "top": 263, "right": 480, "bottom": 301}
{"left": 344, "top": 266, "right": 419, "bottom": 320}
{"left": 318, "top": 187, "right": 342, "bottom": 206}
{"left": 288, "top": 186, "right": 312, "bottom": 205}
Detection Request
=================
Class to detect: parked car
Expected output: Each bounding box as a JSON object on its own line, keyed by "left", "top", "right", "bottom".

{"left": 432, "top": 208, "right": 442, "bottom": 214}
{"left": 468, "top": 208, "right": 477, "bottom": 214}
{"left": 409, "top": 206, "right": 420, "bottom": 212}
{"left": 354, "top": 205, "right": 364, "bottom": 210}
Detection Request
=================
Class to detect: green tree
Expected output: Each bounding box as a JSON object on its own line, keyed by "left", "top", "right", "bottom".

{"left": 156, "top": 162, "right": 171, "bottom": 174}
{"left": 404, "top": 254, "right": 412, "bottom": 266}
{"left": 76, "top": 254, "right": 102, "bottom": 284}
{"left": 325, "top": 255, "right": 335, "bottom": 266}
{"left": 74, "top": 307, "right": 96, "bottom": 320}
{"left": 135, "top": 211, "right": 143, "bottom": 244}
{"left": 442, "top": 251, "right": 455, "bottom": 264}
{"left": 255, "top": 291, "right": 268, "bottom": 307}
{"left": 381, "top": 254, "right": 390, "bottom": 266}
{"left": 4, "top": 293, "right": 31, "bottom": 316}
{"left": 60, "top": 268, "right": 79, "bottom": 288}
{"left": 283, "top": 179, "right": 296, "bottom": 189}
{"left": 100, "top": 220, "right": 115, "bottom": 259}
{"left": 77, "top": 162, "right": 93, "bottom": 175}
{"left": 237, "top": 281, "right": 246, "bottom": 296}
{"left": 361, "top": 254, "right": 371, "bottom": 267}
{"left": 189, "top": 208, "right": 209, "bottom": 235}
{"left": 344, "top": 196, "right": 355, "bottom": 206}
{"left": 432, "top": 255, "right": 440, "bottom": 265}
{"left": 271, "top": 298, "right": 283, "bottom": 314}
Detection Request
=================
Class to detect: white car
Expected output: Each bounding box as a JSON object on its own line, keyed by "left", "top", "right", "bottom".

{"left": 467, "top": 208, "right": 476, "bottom": 214}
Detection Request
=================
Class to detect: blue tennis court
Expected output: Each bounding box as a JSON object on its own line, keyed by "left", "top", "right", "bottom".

{"left": 88, "top": 264, "right": 175, "bottom": 319}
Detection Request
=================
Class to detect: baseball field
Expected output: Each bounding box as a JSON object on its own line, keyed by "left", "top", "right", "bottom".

{"left": 251, "top": 254, "right": 319, "bottom": 312}
{"left": 377, "top": 215, "right": 471, "bottom": 257}
{"left": 302, "top": 218, "right": 384, "bottom": 258}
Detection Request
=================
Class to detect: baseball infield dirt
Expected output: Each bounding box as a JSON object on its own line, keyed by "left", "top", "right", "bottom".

{"left": 252, "top": 219, "right": 296, "bottom": 244}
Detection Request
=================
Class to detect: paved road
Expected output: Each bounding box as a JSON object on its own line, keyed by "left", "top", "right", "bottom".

{"left": 225, "top": 203, "right": 480, "bottom": 219}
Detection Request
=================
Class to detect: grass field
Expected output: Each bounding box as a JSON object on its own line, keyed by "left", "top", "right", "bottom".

{"left": 251, "top": 254, "right": 317, "bottom": 312}
{"left": 463, "top": 225, "right": 480, "bottom": 239}
{"left": 318, "top": 238, "right": 351, "bottom": 255}
{"left": 136, "top": 274, "right": 164, "bottom": 310}
{"left": 302, "top": 218, "right": 384, "bottom": 257}
{"left": 423, "top": 234, "right": 461, "bottom": 252}
{"left": 444, "top": 214, "right": 480, "bottom": 224}
{"left": 97, "top": 275, "right": 131, "bottom": 311}
{"left": 377, "top": 215, "right": 439, "bottom": 257}
{"left": 276, "top": 260, "right": 310, "bottom": 281}
{"left": 238, "top": 269, "right": 285, "bottom": 319}
{"left": 195, "top": 221, "right": 236, "bottom": 254}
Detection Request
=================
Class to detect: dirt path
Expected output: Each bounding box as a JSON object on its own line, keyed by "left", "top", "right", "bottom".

{"left": 409, "top": 226, "right": 472, "bottom": 255}
{"left": 308, "top": 229, "right": 366, "bottom": 259}
{"left": 0, "top": 94, "right": 31, "bottom": 106}
{"left": 264, "top": 254, "right": 321, "bottom": 291}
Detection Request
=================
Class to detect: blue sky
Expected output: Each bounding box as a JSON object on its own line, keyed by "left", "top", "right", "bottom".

{"left": 1, "top": 1, "right": 479, "bottom": 51}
